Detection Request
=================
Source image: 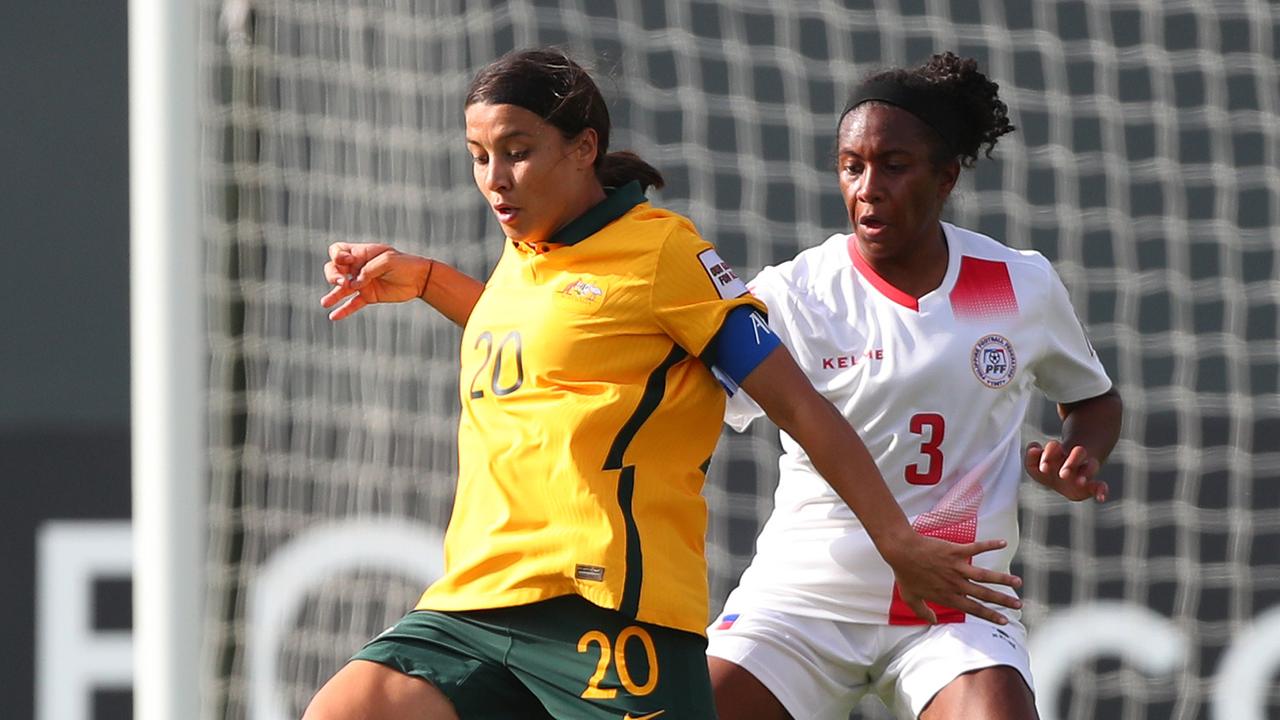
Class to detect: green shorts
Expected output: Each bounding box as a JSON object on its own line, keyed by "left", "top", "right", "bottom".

{"left": 352, "top": 594, "right": 716, "bottom": 719}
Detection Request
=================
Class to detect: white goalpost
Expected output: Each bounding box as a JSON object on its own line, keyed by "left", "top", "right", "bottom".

{"left": 129, "top": 0, "right": 204, "bottom": 719}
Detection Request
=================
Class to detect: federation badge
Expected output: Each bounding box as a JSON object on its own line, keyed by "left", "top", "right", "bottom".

{"left": 559, "top": 278, "right": 605, "bottom": 304}
{"left": 971, "top": 334, "right": 1017, "bottom": 388}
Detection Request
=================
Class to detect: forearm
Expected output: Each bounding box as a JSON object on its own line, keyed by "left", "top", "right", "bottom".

{"left": 1059, "top": 388, "right": 1123, "bottom": 463}
{"left": 740, "top": 348, "right": 1021, "bottom": 623}
{"left": 740, "top": 349, "right": 914, "bottom": 554}
{"left": 779, "top": 392, "right": 914, "bottom": 552}
{"left": 420, "top": 261, "right": 485, "bottom": 327}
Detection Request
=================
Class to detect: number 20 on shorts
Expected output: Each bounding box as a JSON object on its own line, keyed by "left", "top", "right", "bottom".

{"left": 576, "top": 626, "right": 660, "bottom": 698}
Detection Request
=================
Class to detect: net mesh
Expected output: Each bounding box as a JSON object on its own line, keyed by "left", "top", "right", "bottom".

{"left": 200, "top": 1, "right": 1280, "bottom": 718}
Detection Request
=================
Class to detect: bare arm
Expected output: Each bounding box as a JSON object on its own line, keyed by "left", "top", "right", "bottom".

{"left": 417, "top": 260, "right": 485, "bottom": 327}
{"left": 1025, "top": 386, "right": 1123, "bottom": 502}
{"left": 739, "top": 345, "right": 1022, "bottom": 625}
{"left": 321, "top": 242, "right": 483, "bottom": 326}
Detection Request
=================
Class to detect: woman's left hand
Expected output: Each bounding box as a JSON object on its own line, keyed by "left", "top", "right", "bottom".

{"left": 1025, "top": 440, "right": 1107, "bottom": 502}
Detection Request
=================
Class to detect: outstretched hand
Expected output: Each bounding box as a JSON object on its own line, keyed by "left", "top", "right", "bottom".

{"left": 320, "top": 242, "right": 434, "bottom": 320}
{"left": 886, "top": 535, "right": 1022, "bottom": 625}
{"left": 1025, "top": 440, "right": 1108, "bottom": 502}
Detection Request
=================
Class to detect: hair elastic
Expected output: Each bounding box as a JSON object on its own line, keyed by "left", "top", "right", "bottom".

{"left": 840, "top": 77, "right": 964, "bottom": 156}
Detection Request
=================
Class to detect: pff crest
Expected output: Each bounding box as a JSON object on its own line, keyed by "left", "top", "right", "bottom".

{"left": 971, "top": 334, "right": 1017, "bottom": 388}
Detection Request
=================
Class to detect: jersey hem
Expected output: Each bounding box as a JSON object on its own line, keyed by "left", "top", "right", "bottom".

{"left": 418, "top": 586, "right": 709, "bottom": 637}
{"left": 722, "top": 589, "right": 1022, "bottom": 627}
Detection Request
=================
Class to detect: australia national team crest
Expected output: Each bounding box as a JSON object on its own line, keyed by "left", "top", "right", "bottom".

{"left": 971, "top": 334, "right": 1017, "bottom": 388}
{"left": 559, "top": 277, "right": 605, "bottom": 304}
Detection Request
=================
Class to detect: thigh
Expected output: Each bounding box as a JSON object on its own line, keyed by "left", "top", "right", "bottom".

{"left": 708, "top": 656, "right": 791, "bottom": 720}
{"left": 303, "top": 659, "right": 458, "bottom": 720}
{"left": 705, "top": 606, "right": 873, "bottom": 720}
{"left": 504, "top": 595, "right": 717, "bottom": 720}
{"left": 881, "top": 617, "right": 1035, "bottom": 720}
{"left": 347, "top": 610, "right": 552, "bottom": 720}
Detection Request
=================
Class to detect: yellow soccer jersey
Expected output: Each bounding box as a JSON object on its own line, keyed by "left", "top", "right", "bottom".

{"left": 417, "top": 182, "right": 764, "bottom": 635}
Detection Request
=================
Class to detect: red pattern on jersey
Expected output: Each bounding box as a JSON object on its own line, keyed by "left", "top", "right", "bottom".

{"left": 950, "top": 256, "right": 1019, "bottom": 321}
{"left": 847, "top": 235, "right": 920, "bottom": 311}
{"left": 887, "top": 475, "right": 984, "bottom": 625}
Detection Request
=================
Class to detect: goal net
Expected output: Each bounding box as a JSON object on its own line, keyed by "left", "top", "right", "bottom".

{"left": 199, "top": 1, "right": 1279, "bottom": 718}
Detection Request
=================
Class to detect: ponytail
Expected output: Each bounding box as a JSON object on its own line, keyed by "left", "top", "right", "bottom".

{"left": 596, "top": 150, "right": 665, "bottom": 191}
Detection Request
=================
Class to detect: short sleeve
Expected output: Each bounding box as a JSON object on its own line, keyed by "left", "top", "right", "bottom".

{"left": 723, "top": 264, "right": 796, "bottom": 432}
{"left": 650, "top": 226, "right": 765, "bottom": 357}
{"left": 1032, "top": 265, "right": 1113, "bottom": 403}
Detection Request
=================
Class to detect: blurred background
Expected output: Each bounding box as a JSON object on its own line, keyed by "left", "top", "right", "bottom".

{"left": 8, "top": 1, "right": 1279, "bottom": 719}
{"left": 1, "top": 0, "right": 133, "bottom": 718}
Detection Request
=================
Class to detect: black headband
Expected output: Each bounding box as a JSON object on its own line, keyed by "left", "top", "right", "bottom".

{"left": 840, "top": 78, "right": 964, "bottom": 156}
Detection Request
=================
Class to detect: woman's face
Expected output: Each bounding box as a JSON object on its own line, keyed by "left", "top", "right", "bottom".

{"left": 465, "top": 102, "right": 599, "bottom": 245}
{"left": 836, "top": 103, "right": 959, "bottom": 260}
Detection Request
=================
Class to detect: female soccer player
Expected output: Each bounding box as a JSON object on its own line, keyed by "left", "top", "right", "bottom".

{"left": 704, "top": 52, "right": 1123, "bottom": 720}
{"left": 305, "top": 48, "right": 1021, "bottom": 720}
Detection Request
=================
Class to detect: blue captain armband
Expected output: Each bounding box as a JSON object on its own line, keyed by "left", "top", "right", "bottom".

{"left": 703, "top": 305, "right": 781, "bottom": 394}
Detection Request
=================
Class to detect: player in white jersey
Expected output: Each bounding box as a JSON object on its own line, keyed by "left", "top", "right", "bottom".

{"left": 707, "top": 53, "right": 1123, "bottom": 720}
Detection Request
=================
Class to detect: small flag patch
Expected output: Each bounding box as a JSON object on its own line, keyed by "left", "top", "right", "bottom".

{"left": 715, "top": 613, "right": 740, "bottom": 630}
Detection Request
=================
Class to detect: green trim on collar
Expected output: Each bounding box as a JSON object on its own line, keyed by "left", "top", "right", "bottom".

{"left": 548, "top": 180, "right": 646, "bottom": 246}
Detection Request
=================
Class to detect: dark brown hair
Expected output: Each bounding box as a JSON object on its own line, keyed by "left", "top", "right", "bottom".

{"left": 466, "top": 48, "right": 664, "bottom": 191}
{"left": 841, "top": 52, "right": 1015, "bottom": 168}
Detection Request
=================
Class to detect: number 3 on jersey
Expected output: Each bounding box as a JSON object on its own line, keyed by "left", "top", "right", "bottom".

{"left": 468, "top": 330, "right": 524, "bottom": 399}
{"left": 905, "top": 412, "right": 945, "bottom": 485}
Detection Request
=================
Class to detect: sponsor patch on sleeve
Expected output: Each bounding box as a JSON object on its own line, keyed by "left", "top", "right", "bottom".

{"left": 698, "top": 248, "right": 749, "bottom": 299}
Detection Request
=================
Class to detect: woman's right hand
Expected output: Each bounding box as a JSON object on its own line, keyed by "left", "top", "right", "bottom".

{"left": 882, "top": 533, "right": 1023, "bottom": 626}
{"left": 321, "top": 242, "right": 434, "bottom": 320}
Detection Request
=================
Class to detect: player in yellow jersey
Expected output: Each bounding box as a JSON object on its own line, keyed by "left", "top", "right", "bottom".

{"left": 305, "top": 48, "right": 1021, "bottom": 720}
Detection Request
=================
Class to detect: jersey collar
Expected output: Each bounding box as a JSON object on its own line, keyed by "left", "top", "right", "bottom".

{"left": 847, "top": 235, "right": 921, "bottom": 311}
{"left": 846, "top": 223, "right": 959, "bottom": 312}
{"left": 547, "top": 180, "right": 646, "bottom": 246}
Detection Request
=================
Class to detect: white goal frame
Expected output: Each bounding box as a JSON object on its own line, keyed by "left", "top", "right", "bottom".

{"left": 129, "top": 1, "right": 204, "bottom": 719}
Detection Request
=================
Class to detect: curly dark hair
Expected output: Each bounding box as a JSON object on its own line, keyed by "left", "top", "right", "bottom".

{"left": 848, "top": 51, "right": 1015, "bottom": 168}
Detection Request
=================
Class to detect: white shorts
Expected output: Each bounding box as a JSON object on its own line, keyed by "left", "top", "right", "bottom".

{"left": 706, "top": 606, "right": 1033, "bottom": 720}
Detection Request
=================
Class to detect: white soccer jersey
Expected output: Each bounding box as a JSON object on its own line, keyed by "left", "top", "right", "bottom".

{"left": 725, "top": 222, "right": 1112, "bottom": 625}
